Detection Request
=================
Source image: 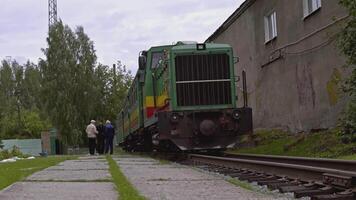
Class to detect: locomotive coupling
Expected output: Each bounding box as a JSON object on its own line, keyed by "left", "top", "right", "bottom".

{"left": 199, "top": 120, "right": 217, "bottom": 136}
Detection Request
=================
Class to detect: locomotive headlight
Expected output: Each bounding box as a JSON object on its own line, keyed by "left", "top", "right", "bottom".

{"left": 196, "top": 43, "right": 206, "bottom": 51}
{"left": 232, "top": 110, "right": 241, "bottom": 120}
{"left": 170, "top": 112, "right": 180, "bottom": 123}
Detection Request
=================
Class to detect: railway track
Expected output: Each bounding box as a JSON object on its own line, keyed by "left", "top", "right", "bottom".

{"left": 184, "top": 153, "right": 356, "bottom": 200}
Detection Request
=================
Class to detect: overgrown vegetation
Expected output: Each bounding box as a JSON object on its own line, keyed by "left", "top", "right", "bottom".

{"left": 338, "top": 0, "right": 356, "bottom": 142}
{"left": 40, "top": 21, "right": 132, "bottom": 145}
{"left": 0, "top": 156, "right": 75, "bottom": 190}
{"left": 227, "top": 178, "right": 255, "bottom": 191}
{"left": 107, "top": 155, "right": 146, "bottom": 200}
{"left": 231, "top": 129, "right": 356, "bottom": 159}
{"left": 0, "top": 146, "right": 27, "bottom": 160}
{"left": 0, "top": 20, "right": 132, "bottom": 145}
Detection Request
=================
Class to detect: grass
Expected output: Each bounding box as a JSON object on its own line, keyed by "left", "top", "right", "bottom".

{"left": 227, "top": 178, "right": 255, "bottom": 191}
{"left": 157, "top": 158, "right": 171, "bottom": 165}
{"left": 338, "top": 154, "right": 356, "bottom": 160}
{"left": 106, "top": 155, "right": 146, "bottom": 200}
{"left": 0, "top": 156, "right": 75, "bottom": 190}
{"left": 229, "top": 129, "right": 356, "bottom": 159}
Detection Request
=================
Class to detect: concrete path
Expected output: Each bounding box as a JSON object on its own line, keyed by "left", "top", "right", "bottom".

{"left": 115, "top": 156, "right": 292, "bottom": 200}
{"left": 0, "top": 156, "right": 118, "bottom": 200}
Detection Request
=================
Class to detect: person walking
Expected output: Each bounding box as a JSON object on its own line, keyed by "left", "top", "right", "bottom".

{"left": 104, "top": 120, "right": 115, "bottom": 154}
{"left": 86, "top": 120, "right": 98, "bottom": 155}
{"left": 96, "top": 121, "right": 105, "bottom": 154}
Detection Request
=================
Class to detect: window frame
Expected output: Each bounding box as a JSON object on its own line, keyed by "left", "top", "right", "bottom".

{"left": 303, "top": 0, "right": 321, "bottom": 19}
{"left": 264, "top": 11, "right": 277, "bottom": 44}
{"left": 150, "top": 51, "right": 164, "bottom": 69}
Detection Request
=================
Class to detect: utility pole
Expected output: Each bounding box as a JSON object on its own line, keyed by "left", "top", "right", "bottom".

{"left": 48, "top": 0, "right": 58, "bottom": 30}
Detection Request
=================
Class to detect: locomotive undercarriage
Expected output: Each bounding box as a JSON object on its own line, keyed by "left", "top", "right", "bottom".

{"left": 121, "top": 107, "right": 252, "bottom": 152}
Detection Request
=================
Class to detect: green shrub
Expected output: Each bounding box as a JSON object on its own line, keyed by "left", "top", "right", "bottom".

{"left": 0, "top": 146, "right": 25, "bottom": 160}
{"left": 0, "top": 149, "right": 11, "bottom": 160}
{"left": 338, "top": 0, "right": 356, "bottom": 143}
{"left": 10, "top": 146, "right": 23, "bottom": 157}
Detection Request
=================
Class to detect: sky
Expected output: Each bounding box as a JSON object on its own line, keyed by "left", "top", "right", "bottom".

{"left": 0, "top": 0, "right": 244, "bottom": 73}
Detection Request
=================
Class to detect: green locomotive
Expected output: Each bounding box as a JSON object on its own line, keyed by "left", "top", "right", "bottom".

{"left": 117, "top": 42, "right": 252, "bottom": 152}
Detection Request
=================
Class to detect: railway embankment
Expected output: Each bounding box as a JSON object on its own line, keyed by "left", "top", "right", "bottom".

{"left": 229, "top": 129, "right": 356, "bottom": 159}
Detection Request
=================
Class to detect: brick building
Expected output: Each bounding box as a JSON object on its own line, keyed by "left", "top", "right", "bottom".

{"left": 207, "top": 0, "right": 350, "bottom": 132}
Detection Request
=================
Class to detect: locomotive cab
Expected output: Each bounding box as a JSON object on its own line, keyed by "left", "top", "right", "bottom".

{"left": 118, "top": 42, "right": 253, "bottom": 152}
{"left": 155, "top": 43, "right": 252, "bottom": 151}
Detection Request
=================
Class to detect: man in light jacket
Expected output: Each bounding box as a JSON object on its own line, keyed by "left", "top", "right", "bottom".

{"left": 86, "top": 120, "right": 98, "bottom": 155}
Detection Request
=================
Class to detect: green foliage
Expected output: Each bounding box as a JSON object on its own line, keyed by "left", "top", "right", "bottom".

{"left": 107, "top": 155, "right": 146, "bottom": 200}
{"left": 0, "top": 109, "right": 50, "bottom": 139}
{"left": 338, "top": 0, "right": 356, "bottom": 139}
{"left": 339, "top": 95, "right": 356, "bottom": 143}
{"left": 41, "top": 21, "right": 132, "bottom": 145}
{"left": 0, "top": 156, "right": 75, "bottom": 190}
{"left": 96, "top": 61, "right": 132, "bottom": 121}
{"left": 227, "top": 178, "right": 255, "bottom": 191}
{"left": 41, "top": 21, "right": 91, "bottom": 144}
{"left": 0, "top": 146, "right": 25, "bottom": 160}
{"left": 0, "top": 60, "right": 49, "bottom": 139}
{"left": 0, "top": 20, "right": 131, "bottom": 145}
{"left": 231, "top": 129, "right": 356, "bottom": 158}
{"left": 22, "top": 111, "right": 51, "bottom": 138}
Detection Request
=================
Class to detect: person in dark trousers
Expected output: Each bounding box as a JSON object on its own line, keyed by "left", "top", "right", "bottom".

{"left": 104, "top": 120, "right": 115, "bottom": 154}
{"left": 86, "top": 120, "right": 98, "bottom": 155}
{"left": 96, "top": 121, "right": 105, "bottom": 154}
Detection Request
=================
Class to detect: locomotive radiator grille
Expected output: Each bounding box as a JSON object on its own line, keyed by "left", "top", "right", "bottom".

{"left": 175, "top": 54, "right": 232, "bottom": 106}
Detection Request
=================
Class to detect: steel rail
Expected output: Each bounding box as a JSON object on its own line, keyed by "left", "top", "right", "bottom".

{"left": 188, "top": 154, "right": 356, "bottom": 188}
{"left": 223, "top": 153, "right": 356, "bottom": 172}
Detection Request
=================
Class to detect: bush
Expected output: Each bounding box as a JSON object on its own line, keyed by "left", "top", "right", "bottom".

{"left": 0, "top": 149, "right": 11, "bottom": 160}
{"left": 339, "top": 97, "right": 356, "bottom": 143}
{"left": 0, "top": 146, "right": 25, "bottom": 160}
{"left": 10, "top": 146, "right": 23, "bottom": 157}
{"left": 338, "top": 0, "right": 356, "bottom": 142}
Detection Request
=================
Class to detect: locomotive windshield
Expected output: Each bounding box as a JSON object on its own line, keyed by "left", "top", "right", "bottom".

{"left": 151, "top": 52, "right": 164, "bottom": 69}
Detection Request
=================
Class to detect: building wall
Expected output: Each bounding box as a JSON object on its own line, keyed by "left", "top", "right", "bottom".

{"left": 209, "top": 0, "right": 349, "bottom": 132}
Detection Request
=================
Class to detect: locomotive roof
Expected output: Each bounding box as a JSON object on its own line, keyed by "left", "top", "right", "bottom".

{"left": 147, "top": 42, "right": 231, "bottom": 52}
{"left": 171, "top": 43, "right": 231, "bottom": 51}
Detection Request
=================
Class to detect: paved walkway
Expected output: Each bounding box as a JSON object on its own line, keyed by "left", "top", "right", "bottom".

{"left": 115, "top": 156, "right": 292, "bottom": 200}
{"left": 0, "top": 156, "right": 118, "bottom": 200}
{"left": 0, "top": 155, "right": 294, "bottom": 200}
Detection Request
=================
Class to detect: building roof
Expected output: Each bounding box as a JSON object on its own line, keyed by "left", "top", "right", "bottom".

{"left": 206, "top": 0, "right": 256, "bottom": 42}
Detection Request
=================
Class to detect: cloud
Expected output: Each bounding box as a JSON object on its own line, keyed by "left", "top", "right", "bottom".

{"left": 0, "top": 0, "right": 244, "bottom": 73}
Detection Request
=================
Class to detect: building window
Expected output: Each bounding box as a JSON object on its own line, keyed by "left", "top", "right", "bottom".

{"left": 264, "top": 12, "right": 277, "bottom": 43}
{"left": 303, "top": 0, "right": 321, "bottom": 18}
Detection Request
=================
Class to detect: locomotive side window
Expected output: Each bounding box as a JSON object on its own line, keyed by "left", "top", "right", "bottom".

{"left": 151, "top": 52, "right": 164, "bottom": 69}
